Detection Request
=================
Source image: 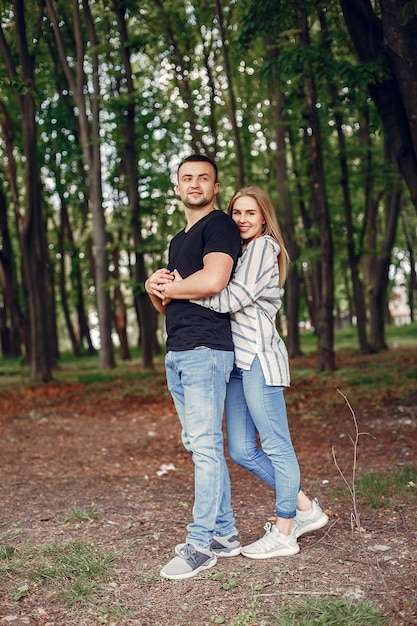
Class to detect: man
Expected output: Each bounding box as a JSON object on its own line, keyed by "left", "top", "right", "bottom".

{"left": 145, "top": 154, "right": 242, "bottom": 580}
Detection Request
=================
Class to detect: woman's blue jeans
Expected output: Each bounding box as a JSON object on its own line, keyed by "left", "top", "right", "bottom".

{"left": 225, "top": 356, "right": 300, "bottom": 519}
{"left": 165, "top": 347, "right": 237, "bottom": 549}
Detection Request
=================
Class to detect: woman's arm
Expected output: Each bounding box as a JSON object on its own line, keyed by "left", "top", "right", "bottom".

{"left": 193, "top": 238, "right": 279, "bottom": 313}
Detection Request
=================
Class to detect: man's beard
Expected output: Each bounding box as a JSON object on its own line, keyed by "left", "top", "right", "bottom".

{"left": 183, "top": 193, "right": 210, "bottom": 208}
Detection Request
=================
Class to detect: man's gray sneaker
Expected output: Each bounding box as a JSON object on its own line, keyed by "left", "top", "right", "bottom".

{"left": 160, "top": 543, "right": 217, "bottom": 580}
{"left": 211, "top": 532, "right": 241, "bottom": 557}
{"left": 294, "top": 498, "right": 329, "bottom": 539}
{"left": 175, "top": 532, "right": 241, "bottom": 558}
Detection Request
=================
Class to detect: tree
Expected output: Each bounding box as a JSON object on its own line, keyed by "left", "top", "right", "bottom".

{"left": 339, "top": 0, "right": 417, "bottom": 348}
{"left": 340, "top": 0, "right": 417, "bottom": 213}
{"left": 45, "top": 0, "right": 115, "bottom": 369}
{"left": 299, "top": 10, "right": 335, "bottom": 371}
{"left": 0, "top": 0, "right": 56, "bottom": 381}
{"left": 318, "top": 6, "right": 370, "bottom": 353}
{"left": 0, "top": 0, "right": 414, "bottom": 374}
{"left": 111, "top": 0, "right": 158, "bottom": 369}
{"left": 0, "top": 185, "right": 22, "bottom": 357}
{"left": 214, "top": 0, "right": 245, "bottom": 187}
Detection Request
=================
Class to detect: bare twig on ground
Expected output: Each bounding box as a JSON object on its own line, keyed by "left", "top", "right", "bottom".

{"left": 332, "top": 389, "right": 417, "bottom": 625}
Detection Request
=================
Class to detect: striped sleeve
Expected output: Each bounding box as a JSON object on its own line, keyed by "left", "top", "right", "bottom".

{"left": 193, "top": 237, "right": 278, "bottom": 313}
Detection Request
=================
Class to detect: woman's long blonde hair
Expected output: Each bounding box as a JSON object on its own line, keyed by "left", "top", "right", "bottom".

{"left": 228, "top": 186, "right": 290, "bottom": 288}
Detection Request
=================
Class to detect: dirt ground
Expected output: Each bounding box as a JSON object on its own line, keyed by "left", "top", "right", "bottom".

{"left": 0, "top": 350, "right": 416, "bottom": 626}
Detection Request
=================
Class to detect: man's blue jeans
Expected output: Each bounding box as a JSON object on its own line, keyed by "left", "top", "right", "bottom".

{"left": 165, "top": 347, "right": 237, "bottom": 549}
{"left": 225, "top": 356, "right": 300, "bottom": 519}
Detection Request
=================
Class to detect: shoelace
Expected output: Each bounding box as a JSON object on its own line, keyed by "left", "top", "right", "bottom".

{"left": 251, "top": 522, "right": 284, "bottom": 550}
{"left": 179, "top": 543, "right": 198, "bottom": 563}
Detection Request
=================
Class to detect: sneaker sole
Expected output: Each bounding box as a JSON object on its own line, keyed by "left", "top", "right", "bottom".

{"left": 160, "top": 555, "right": 217, "bottom": 580}
{"left": 295, "top": 513, "right": 329, "bottom": 539}
{"left": 241, "top": 544, "right": 300, "bottom": 560}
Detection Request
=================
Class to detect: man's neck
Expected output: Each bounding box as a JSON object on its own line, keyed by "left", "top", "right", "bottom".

{"left": 184, "top": 204, "right": 216, "bottom": 231}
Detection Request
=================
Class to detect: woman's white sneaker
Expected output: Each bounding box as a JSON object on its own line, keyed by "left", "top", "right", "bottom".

{"left": 294, "top": 498, "right": 329, "bottom": 538}
{"left": 241, "top": 523, "right": 300, "bottom": 560}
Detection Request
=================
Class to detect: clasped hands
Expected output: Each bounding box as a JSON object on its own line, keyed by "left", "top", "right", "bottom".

{"left": 145, "top": 268, "right": 182, "bottom": 306}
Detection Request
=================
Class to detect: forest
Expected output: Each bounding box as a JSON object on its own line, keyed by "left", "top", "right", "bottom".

{"left": 0, "top": 0, "right": 416, "bottom": 382}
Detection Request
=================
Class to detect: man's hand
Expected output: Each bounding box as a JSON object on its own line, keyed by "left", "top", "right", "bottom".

{"left": 145, "top": 268, "right": 175, "bottom": 314}
{"left": 145, "top": 268, "right": 174, "bottom": 299}
{"left": 160, "top": 252, "right": 233, "bottom": 300}
{"left": 161, "top": 270, "right": 183, "bottom": 306}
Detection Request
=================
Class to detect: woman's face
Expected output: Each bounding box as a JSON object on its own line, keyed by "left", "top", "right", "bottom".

{"left": 230, "top": 196, "right": 265, "bottom": 245}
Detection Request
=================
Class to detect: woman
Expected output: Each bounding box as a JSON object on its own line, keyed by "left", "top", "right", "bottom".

{"left": 187, "top": 185, "right": 328, "bottom": 559}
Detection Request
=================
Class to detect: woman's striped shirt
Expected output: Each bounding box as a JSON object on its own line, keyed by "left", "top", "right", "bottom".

{"left": 193, "top": 235, "right": 290, "bottom": 387}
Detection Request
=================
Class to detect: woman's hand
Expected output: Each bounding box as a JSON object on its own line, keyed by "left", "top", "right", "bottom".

{"left": 171, "top": 269, "right": 183, "bottom": 282}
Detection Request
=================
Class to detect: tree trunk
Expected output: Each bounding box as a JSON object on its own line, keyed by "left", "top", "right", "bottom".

{"left": 318, "top": 7, "right": 370, "bottom": 353}
{"left": 368, "top": 190, "right": 402, "bottom": 350}
{"left": 288, "top": 131, "right": 319, "bottom": 334}
{"left": 0, "top": 0, "right": 55, "bottom": 380}
{"left": 215, "top": 0, "right": 245, "bottom": 187}
{"left": 46, "top": 0, "right": 115, "bottom": 369}
{"left": 113, "top": 0, "right": 157, "bottom": 369}
{"left": 0, "top": 101, "right": 26, "bottom": 359}
{"left": 266, "top": 38, "right": 302, "bottom": 358}
{"left": 285, "top": 265, "right": 302, "bottom": 358}
{"left": 401, "top": 205, "right": 416, "bottom": 322}
{"left": 301, "top": 13, "right": 335, "bottom": 371}
{"left": 58, "top": 195, "right": 82, "bottom": 357}
{"left": 82, "top": 0, "right": 115, "bottom": 369}
{"left": 340, "top": 0, "right": 417, "bottom": 213}
{"left": 151, "top": 0, "right": 210, "bottom": 156}
{"left": 0, "top": 186, "right": 23, "bottom": 357}
{"left": 21, "top": 105, "right": 55, "bottom": 380}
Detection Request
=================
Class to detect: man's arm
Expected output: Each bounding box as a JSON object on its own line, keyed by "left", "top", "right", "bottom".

{"left": 162, "top": 252, "right": 234, "bottom": 300}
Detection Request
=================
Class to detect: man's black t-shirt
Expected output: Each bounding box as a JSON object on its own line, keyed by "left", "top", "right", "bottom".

{"left": 166, "top": 210, "right": 241, "bottom": 351}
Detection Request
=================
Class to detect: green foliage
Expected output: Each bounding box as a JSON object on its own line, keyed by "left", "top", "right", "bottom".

{"left": 397, "top": 0, "right": 417, "bottom": 25}
{"left": 0, "top": 0, "right": 416, "bottom": 377}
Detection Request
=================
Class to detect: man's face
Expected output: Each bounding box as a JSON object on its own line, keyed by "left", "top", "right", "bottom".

{"left": 176, "top": 161, "right": 220, "bottom": 209}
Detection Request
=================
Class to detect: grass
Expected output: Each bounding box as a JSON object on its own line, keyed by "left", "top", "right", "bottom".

{"left": 1, "top": 325, "right": 415, "bottom": 414}
{"left": 1, "top": 323, "right": 415, "bottom": 385}
{"left": 227, "top": 596, "right": 385, "bottom": 626}
{"left": 1, "top": 540, "right": 115, "bottom": 606}
{"left": 356, "top": 465, "right": 417, "bottom": 508}
{"left": 292, "top": 322, "right": 416, "bottom": 405}
{"left": 272, "top": 596, "right": 385, "bottom": 625}
{"left": 60, "top": 507, "right": 99, "bottom": 523}
{"left": 298, "top": 321, "right": 417, "bottom": 354}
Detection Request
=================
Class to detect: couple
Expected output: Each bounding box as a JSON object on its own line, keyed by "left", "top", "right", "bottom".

{"left": 145, "top": 154, "right": 328, "bottom": 581}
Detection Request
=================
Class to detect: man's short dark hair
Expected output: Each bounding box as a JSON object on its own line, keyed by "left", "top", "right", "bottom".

{"left": 177, "top": 154, "right": 218, "bottom": 182}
